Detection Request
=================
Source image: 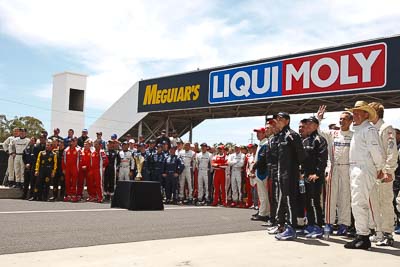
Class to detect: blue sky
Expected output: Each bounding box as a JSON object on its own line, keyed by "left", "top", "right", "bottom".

{"left": 1, "top": 0, "right": 400, "bottom": 144}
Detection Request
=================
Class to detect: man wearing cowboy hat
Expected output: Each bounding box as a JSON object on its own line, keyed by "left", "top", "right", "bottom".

{"left": 367, "top": 102, "right": 398, "bottom": 246}
{"left": 344, "top": 101, "right": 385, "bottom": 250}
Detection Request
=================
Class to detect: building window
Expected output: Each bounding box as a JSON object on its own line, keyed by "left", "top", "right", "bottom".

{"left": 69, "top": 88, "right": 84, "bottom": 112}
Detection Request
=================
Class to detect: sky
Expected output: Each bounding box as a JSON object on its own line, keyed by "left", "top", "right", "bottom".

{"left": 0, "top": 0, "right": 400, "bottom": 145}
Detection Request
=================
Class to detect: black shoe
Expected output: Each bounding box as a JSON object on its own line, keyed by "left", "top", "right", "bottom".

{"left": 344, "top": 235, "right": 371, "bottom": 250}
{"left": 252, "top": 212, "right": 259, "bottom": 218}
{"left": 251, "top": 215, "right": 267, "bottom": 222}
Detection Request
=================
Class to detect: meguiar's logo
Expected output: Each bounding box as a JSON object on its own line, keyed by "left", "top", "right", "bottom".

{"left": 143, "top": 84, "right": 200, "bottom": 105}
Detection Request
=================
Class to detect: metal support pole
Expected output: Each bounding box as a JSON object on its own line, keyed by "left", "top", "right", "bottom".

{"left": 138, "top": 120, "right": 143, "bottom": 140}
{"left": 166, "top": 116, "right": 170, "bottom": 135}
{"left": 189, "top": 121, "right": 193, "bottom": 143}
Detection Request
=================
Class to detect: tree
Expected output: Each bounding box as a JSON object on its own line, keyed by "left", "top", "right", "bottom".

{"left": 0, "top": 115, "right": 45, "bottom": 142}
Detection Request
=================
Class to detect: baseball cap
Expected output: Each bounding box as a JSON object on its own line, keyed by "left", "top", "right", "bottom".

{"left": 307, "top": 116, "right": 320, "bottom": 125}
{"left": 129, "top": 139, "right": 135, "bottom": 144}
{"left": 276, "top": 112, "right": 290, "bottom": 120}
{"left": 247, "top": 144, "right": 253, "bottom": 148}
{"left": 217, "top": 144, "right": 225, "bottom": 150}
{"left": 200, "top": 142, "right": 207, "bottom": 147}
{"left": 253, "top": 127, "right": 266, "bottom": 133}
{"left": 111, "top": 134, "right": 117, "bottom": 139}
{"left": 82, "top": 128, "right": 88, "bottom": 133}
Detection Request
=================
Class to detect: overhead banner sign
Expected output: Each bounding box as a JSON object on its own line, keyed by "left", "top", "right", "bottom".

{"left": 138, "top": 36, "right": 399, "bottom": 112}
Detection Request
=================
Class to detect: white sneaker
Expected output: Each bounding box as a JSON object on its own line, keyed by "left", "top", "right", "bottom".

{"left": 369, "top": 231, "right": 383, "bottom": 243}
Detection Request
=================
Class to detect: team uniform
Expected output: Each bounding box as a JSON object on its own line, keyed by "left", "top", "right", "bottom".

{"left": 302, "top": 130, "right": 328, "bottom": 237}
{"left": 13, "top": 136, "right": 30, "bottom": 186}
{"left": 3, "top": 135, "right": 16, "bottom": 185}
{"left": 34, "top": 149, "right": 57, "bottom": 201}
{"left": 196, "top": 151, "right": 212, "bottom": 202}
{"left": 51, "top": 147, "right": 65, "bottom": 200}
{"left": 163, "top": 153, "right": 184, "bottom": 203}
{"left": 211, "top": 153, "right": 228, "bottom": 206}
{"left": 319, "top": 128, "right": 353, "bottom": 232}
{"left": 178, "top": 149, "right": 195, "bottom": 201}
{"left": 369, "top": 119, "right": 398, "bottom": 245}
{"left": 349, "top": 120, "right": 384, "bottom": 236}
{"left": 117, "top": 150, "right": 134, "bottom": 181}
{"left": 63, "top": 146, "right": 81, "bottom": 200}
{"left": 22, "top": 144, "right": 36, "bottom": 199}
{"left": 104, "top": 149, "right": 117, "bottom": 198}
{"left": 275, "top": 125, "right": 305, "bottom": 240}
{"left": 253, "top": 138, "right": 270, "bottom": 218}
{"left": 228, "top": 152, "right": 245, "bottom": 205}
{"left": 89, "top": 149, "right": 108, "bottom": 202}
{"left": 78, "top": 148, "right": 92, "bottom": 199}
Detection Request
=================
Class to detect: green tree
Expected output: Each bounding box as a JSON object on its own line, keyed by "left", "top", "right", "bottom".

{"left": 0, "top": 115, "right": 45, "bottom": 142}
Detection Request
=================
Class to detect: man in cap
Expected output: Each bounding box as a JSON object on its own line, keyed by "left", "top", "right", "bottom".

{"left": 50, "top": 137, "right": 65, "bottom": 201}
{"left": 117, "top": 141, "right": 134, "bottom": 181}
{"left": 128, "top": 139, "right": 137, "bottom": 153}
{"left": 228, "top": 144, "right": 245, "bottom": 207}
{"left": 251, "top": 127, "right": 270, "bottom": 221}
{"left": 301, "top": 116, "right": 328, "bottom": 238}
{"left": 3, "top": 127, "right": 19, "bottom": 187}
{"left": 211, "top": 145, "right": 228, "bottom": 206}
{"left": 178, "top": 141, "right": 196, "bottom": 203}
{"left": 62, "top": 136, "right": 81, "bottom": 202}
{"left": 344, "top": 101, "right": 384, "bottom": 250}
{"left": 317, "top": 105, "right": 354, "bottom": 236}
{"left": 13, "top": 128, "right": 30, "bottom": 189}
{"left": 77, "top": 129, "right": 89, "bottom": 148}
{"left": 196, "top": 143, "right": 212, "bottom": 204}
{"left": 147, "top": 139, "right": 156, "bottom": 154}
{"left": 368, "top": 102, "right": 398, "bottom": 246}
{"left": 274, "top": 112, "right": 305, "bottom": 240}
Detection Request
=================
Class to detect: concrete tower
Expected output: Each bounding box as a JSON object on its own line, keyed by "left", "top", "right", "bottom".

{"left": 51, "top": 72, "right": 87, "bottom": 136}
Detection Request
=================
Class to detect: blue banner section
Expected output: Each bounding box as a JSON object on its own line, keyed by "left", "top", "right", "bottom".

{"left": 208, "top": 61, "right": 283, "bottom": 104}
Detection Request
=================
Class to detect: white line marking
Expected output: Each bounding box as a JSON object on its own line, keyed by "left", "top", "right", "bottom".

{"left": 0, "top": 206, "right": 220, "bottom": 214}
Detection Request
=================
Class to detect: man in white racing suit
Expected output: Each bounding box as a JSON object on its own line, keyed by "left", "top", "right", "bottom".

{"left": 344, "top": 101, "right": 384, "bottom": 250}
{"left": 3, "top": 128, "right": 20, "bottom": 187}
{"left": 117, "top": 141, "right": 134, "bottom": 181}
{"left": 13, "top": 128, "right": 30, "bottom": 188}
{"left": 368, "top": 102, "right": 398, "bottom": 246}
{"left": 317, "top": 106, "right": 353, "bottom": 235}
{"left": 179, "top": 142, "right": 195, "bottom": 203}
{"left": 195, "top": 143, "right": 212, "bottom": 203}
{"left": 228, "top": 144, "right": 245, "bottom": 207}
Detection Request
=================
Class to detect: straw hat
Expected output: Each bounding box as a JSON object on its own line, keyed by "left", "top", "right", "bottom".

{"left": 345, "top": 101, "right": 377, "bottom": 121}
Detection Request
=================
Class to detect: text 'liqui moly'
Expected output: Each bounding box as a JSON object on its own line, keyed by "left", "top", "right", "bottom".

{"left": 208, "top": 43, "right": 386, "bottom": 104}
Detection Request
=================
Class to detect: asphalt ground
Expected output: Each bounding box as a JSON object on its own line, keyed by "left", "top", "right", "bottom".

{"left": 0, "top": 199, "right": 264, "bottom": 255}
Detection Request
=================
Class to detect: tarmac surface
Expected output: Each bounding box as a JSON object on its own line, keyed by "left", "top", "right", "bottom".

{"left": 1, "top": 199, "right": 400, "bottom": 266}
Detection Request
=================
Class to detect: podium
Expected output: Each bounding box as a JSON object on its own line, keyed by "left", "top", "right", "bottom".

{"left": 111, "top": 180, "right": 164, "bottom": 211}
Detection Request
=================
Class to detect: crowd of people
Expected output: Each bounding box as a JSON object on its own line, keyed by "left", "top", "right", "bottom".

{"left": 2, "top": 100, "right": 400, "bottom": 250}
